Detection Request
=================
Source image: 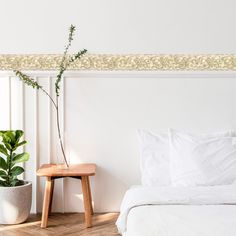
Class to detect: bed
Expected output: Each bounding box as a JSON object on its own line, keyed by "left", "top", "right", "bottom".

{"left": 116, "top": 129, "right": 236, "bottom": 236}
{"left": 116, "top": 185, "right": 236, "bottom": 236}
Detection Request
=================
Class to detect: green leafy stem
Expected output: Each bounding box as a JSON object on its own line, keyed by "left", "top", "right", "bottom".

{"left": 14, "top": 25, "right": 87, "bottom": 167}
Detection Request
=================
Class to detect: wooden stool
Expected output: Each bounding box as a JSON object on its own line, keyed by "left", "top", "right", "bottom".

{"left": 37, "top": 163, "right": 96, "bottom": 228}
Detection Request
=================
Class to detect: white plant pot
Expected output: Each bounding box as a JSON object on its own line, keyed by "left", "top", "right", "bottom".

{"left": 0, "top": 181, "right": 32, "bottom": 224}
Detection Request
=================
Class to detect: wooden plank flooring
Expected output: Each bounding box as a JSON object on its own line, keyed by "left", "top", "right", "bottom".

{"left": 0, "top": 213, "right": 120, "bottom": 236}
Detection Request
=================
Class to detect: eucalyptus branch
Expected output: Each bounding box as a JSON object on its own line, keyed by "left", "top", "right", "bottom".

{"left": 14, "top": 70, "right": 42, "bottom": 89}
{"left": 41, "top": 87, "right": 57, "bottom": 109}
{"left": 15, "top": 24, "right": 87, "bottom": 168}
{"left": 66, "top": 49, "right": 88, "bottom": 68}
{"left": 14, "top": 70, "right": 57, "bottom": 109}
{"left": 55, "top": 24, "right": 76, "bottom": 97}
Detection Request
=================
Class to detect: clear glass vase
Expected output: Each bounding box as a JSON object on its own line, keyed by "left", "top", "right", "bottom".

{"left": 56, "top": 139, "right": 70, "bottom": 169}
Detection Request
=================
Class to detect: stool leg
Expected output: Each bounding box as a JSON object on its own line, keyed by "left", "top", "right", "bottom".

{"left": 49, "top": 179, "right": 54, "bottom": 215}
{"left": 81, "top": 176, "right": 92, "bottom": 227}
{"left": 87, "top": 177, "right": 94, "bottom": 215}
{"left": 41, "top": 177, "right": 53, "bottom": 228}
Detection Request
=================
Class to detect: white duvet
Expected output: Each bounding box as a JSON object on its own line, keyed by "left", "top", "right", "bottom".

{"left": 116, "top": 185, "right": 236, "bottom": 236}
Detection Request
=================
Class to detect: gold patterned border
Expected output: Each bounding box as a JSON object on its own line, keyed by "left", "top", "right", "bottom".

{"left": 1, "top": 54, "right": 236, "bottom": 71}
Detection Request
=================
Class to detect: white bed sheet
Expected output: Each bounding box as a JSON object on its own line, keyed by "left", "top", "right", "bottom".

{"left": 116, "top": 185, "right": 236, "bottom": 236}
{"left": 124, "top": 205, "right": 236, "bottom": 236}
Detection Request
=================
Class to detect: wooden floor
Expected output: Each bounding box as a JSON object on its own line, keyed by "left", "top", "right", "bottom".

{"left": 0, "top": 213, "right": 120, "bottom": 236}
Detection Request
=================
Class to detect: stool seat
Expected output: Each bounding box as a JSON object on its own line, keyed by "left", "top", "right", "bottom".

{"left": 37, "top": 163, "right": 96, "bottom": 177}
{"left": 37, "top": 163, "right": 96, "bottom": 228}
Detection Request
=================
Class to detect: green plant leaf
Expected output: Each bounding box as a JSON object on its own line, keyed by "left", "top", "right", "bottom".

{"left": 0, "top": 170, "right": 6, "bottom": 176}
{"left": 3, "top": 142, "right": 12, "bottom": 151}
{"left": 0, "top": 130, "right": 6, "bottom": 138}
{"left": 15, "top": 130, "right": 24, "bottom": 146}
{"left": 0, "top": 144, "right": 9, "bottom": 157}
{"left": 13, "top": 152, "right": 29, "bottom": 164}
{"left": 0, "top": 180, "right": 7, "bottom": 187}
{"left": 2, "top": 135, "right": 11, "bottom": 144}
{"left": 10, "top": 166, "right": 24, "bottom": 176}
{"left": 13, "top": 141, "right": 27, "bottom": 151}
{"left": 10, "top": 179, "right": 20, "bottom": 187}
{"left": 0, "top": 175, "right": 8, "bottom": 180}
{"left": 15, "top": 130, "right": 23, "bottom": 141}
{"left": 1, "top": 132, "right": 12, "bottom": 150}
{"left": 5, "top": 131, "right": 16, "bottom": 144}
{"left": 0, "top": 157, "right": 7, "bottom": 170}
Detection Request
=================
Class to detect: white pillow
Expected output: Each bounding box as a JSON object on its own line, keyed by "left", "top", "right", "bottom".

{"left": 169, "top": 129, "right": 236, "bottom": 187}
{"left": 137, "top": 129, "right": 170, "bottom": 186}
{"left": 138, "top": 129, "right": 232, "bottom": 187}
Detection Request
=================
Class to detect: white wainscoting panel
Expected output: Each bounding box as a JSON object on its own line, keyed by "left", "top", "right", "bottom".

{"left": 1, "top": 71, "right": 236, "bottom": 213}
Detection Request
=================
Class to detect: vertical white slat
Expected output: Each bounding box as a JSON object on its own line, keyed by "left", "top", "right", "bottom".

{"left": 8, "top": 77, "right": 12, "bottom": 129}
{"left": 24, "top": 79, "right": 38, "bottom": 213}
{"left": 50, "top": 77, "right": 57, "bottom": 165}
{"left": 36, "top": 77, "right": 51, "bottom": 212}
{"left": 10, "top": 77, "right": 23, "bottom": 130}
{"left": 0, "top": 77, "right": 11, "bottom": 130}
{"left": 63, "top": 76, "right": 68, "bottom": 213}
{"left": 50, "top": 77, "right": 64, "bottom": 212}
{"left": 63, "top": 77, "right": 68, "bottom": 213}
{"left": 48, "top": 77, "right": 52, "bottom": 164}
{"left": 63, "top": 76, "right": 84, "bottom": 213}
{"left": 59, "top": 77, "right": 65, "bottom": 213}
{"left": 10, "top": 77, "right": 24, "bottom": 178}
{"left": 22, "top": 82, "right": 26, "bottom": 173}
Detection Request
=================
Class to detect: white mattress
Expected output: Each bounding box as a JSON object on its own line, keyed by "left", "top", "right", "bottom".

{"left": 124, "top": 205, "right": 236, "bottom": 236}
{"left": 116, "top": 185, "right": 236, "bottom": 236}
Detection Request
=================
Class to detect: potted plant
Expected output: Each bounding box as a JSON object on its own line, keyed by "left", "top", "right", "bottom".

{"left": 14, "top": 24, "right": 87, "bottom": 168}
{"left": 0, "top": 130, "right": 31, "bottom": 224}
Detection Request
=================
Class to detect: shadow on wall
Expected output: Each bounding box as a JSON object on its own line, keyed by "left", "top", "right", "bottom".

{"left": 62, "top": 165, "right": 130, "bottom": 213}
{"left": 93, "top": 166, "right": 130, "bottom": 212}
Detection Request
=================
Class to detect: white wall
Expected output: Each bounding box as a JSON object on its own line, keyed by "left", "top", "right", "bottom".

{"left": 1, "top": 0, "right": 236, "bottom": 213}
{"left": 0, "top": 0, "right": 236, "bottom": 54}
